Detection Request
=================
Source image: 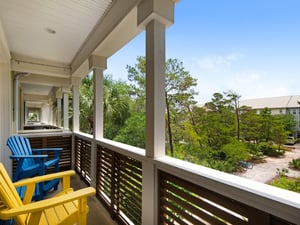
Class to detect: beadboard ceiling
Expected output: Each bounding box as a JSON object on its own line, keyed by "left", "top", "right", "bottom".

{"left": 0, "top": 0, "right": 113, "bottom": 64}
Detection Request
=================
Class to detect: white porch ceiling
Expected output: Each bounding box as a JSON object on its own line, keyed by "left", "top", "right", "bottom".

{"left": 0, "top": 0, "right": 113, "bottom": 64}
{"left": 0, "top": 0, "right": 143, "bottom": 106}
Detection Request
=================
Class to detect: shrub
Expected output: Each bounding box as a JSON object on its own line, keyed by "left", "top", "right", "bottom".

{"left": 289, "top": 158, "right": 300, "bottom": 170}
{"left": 204, "top": 160, "right": 237, "bottom": 173}
{"left": 270, "top": 177, "right": 300, "bottom": 193}
{"left": 259, "top": 142, "right": 284, "bottom": 157}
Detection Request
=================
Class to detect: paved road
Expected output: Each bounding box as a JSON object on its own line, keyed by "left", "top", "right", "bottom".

{"left": 236, "top": 144, "right": 300, "bottom": 183}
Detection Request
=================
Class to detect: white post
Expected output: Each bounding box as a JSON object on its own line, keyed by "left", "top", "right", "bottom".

{"left": 89, "top": 55, "right": 106, "bottom": 187}
{"left": 0, "top": 62, "right": 12, "bottom": 176}
{"left": 94, "top": 67, "right": 105, "bottom": 140}
{"left": 72, "top": 77, "right": 82, "bottom": 132}
{"left": 56, "top": 89, "right": 62, "bottom": 127}
{"left": 20, "top": 91, "right": 24, "bottom": 130}
{"left": 48, "top": 99, "right": 53, "bottom": 125}
{"left": 13, "top": 77, "right": 19, "bottom": 133}
{"left": 145, "top": 20, "right": 166, "bottom": 159}
{"left": 63, "top": 88, "right": 70, "bottom": 130}
{"left": 137, "top": 0, "right": 175, "bottom": 224}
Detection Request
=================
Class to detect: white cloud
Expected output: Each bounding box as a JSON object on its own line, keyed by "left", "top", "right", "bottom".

{"left": 228, "top": 71, "right": 290, "bottom": 100}
{"left": 196, "top": 53, "right": 244, "bottom": 70}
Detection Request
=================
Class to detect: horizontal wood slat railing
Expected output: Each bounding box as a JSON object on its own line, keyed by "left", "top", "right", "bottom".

{"left": 158, "top": 170, "right": 296, "bottom": 225}
{"left": 96, "top": 145, "right": 142, "bottom": 225}
{"left": 74, "top": 135, "right": 92, "bottom": 184}
{"left": 13, "top": 134, "right": 72, "bottom": 174}
{"left": 73, "top": 133, "right": 299, "bottom": 225}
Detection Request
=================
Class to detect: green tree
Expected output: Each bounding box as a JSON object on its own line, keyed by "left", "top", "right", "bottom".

{"left": 127, "top": 56, "right": 146, "bottom": 113}
{"left": 204, "top": 92, "right": 236, "bottom": 149}
{"left": 103, "top": 75, "right": 131, "bottom": 140}
{"left": 258, "top": 108, "right": 273, "bottom": 142}
{"left": 79, "top": 74, "right": 131, "bottom": 138}
{"left": 271, "top": 116, "right": 288, "bottom": 149}
{"left": 165, "top": 58, "right": 198, "bottom": 156}
{"left": 126, "top": 56, "right": 198, "bottom": 156}
{"left": 275, "top": 114, "right": 296, "bottom": 136}
{"left": 114, "top": 112, "right": 145, "bottom": 148}
{"left": 225, "top": 90, "right": 241, "bottom": 140}
{"left": 79, "top": 74, "right": 94, "bottom": 134}
{"left": 240, "top": 106, "right": 261, "bottom": 143}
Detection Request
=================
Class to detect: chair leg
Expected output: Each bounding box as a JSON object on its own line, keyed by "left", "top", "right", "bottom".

{"left": 78, "top": 198, "right": 89, "bottom": 225}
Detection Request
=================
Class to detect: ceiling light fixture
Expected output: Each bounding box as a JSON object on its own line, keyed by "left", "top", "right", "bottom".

{"left": 45, "top": 27, "right": 56, "bottom": 34}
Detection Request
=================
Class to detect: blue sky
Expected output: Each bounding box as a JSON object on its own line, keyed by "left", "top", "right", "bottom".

{"left": 105, "top": 0, "right": 300, "bottom": 104}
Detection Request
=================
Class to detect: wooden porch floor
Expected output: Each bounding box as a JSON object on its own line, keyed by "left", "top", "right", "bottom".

{"left": 49, "top": 174, "right": 117, "bottom": 225}
{"left": 70, "top": 175, "right": 118, "bottom": 225}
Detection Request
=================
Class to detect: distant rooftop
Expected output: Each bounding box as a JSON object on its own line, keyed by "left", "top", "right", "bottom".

{"left": 240, "top": 95, "right": 300, "bottom": 109}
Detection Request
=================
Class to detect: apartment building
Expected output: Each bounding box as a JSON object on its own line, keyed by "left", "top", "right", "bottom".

{"left": 240, "top": 95, "right": 300, "bottom": 138}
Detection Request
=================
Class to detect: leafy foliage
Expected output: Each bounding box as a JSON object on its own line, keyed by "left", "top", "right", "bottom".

{"left": 270, "top": 176, "right": 300, "bottom": 193}
{"left": 78, "top": 57, "right": 297, "bottom": 174}
{"left": 114, "top": 113, "right": 145, "bottom": 148}
{"left": 79, "top": 74, "right": 131, "bottom": 139}
{"left": 79, "top": 74, "right": 94, "bottom": 134}
{"left": 289, "top": 158, "right": 300, "bottom": 170}
{"left": 258, "top": 142, "right": 285, "bottom": 157}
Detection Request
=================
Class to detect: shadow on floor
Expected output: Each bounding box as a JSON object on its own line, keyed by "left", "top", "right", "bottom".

{"left": 70, "top": 175, "right": 118, "bottom": 225}
{"left": 48, "top": 174, "right": 117, "bottom": 225}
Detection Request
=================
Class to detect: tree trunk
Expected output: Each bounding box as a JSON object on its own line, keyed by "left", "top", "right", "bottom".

{"left": 166, "top": 94, "right": 174, "bottom": 156}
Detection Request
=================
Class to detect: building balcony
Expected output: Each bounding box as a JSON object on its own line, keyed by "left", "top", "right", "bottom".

{"left": 1, "top": 1, "right": 299, "bottom": 224}
{"left": 16, "top": 131, "right": 300, "bottom": 225}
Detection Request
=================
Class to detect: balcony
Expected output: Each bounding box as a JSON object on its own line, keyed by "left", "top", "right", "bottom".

{"left": 15, "top": 132, "right": 298, "bottom": 225}
{"left": 0, "top": 0, "right": 299, "bottom": 224}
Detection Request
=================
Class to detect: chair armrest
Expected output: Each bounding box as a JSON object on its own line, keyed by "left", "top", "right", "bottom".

{"left": 13, "top": 170, "right": 76, "bottom": 204}
{"left": 10, "top": 155, "right": 48, "bottom": 159}
{"left": 13, "top": 170, "right": 75, "bottom": 187}
{"left": 32, "top": 148, "right": 62, "bottom": 158}
{"left": 0, "top": 187, "right": 95, "bottom": 219}
{"left": 32, "top": 148, "right": 63, "bottom": 152}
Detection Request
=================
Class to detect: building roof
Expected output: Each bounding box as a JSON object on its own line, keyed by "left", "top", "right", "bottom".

{"left": 239, "top": 95, "right": 300, "bottom": 109}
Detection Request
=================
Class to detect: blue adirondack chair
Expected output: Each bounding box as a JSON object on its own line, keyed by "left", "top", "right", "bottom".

{"left": 6, "top": 135, "right": 63, "bottom": 200}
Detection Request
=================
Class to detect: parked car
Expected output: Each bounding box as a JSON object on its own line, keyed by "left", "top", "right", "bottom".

{"left": 286, "top": 136, "right": 295, "bottom": 145}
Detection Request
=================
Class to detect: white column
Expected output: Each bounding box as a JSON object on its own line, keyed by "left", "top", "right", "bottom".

{"left": 13, "top": 77, "right": 19, "bottom": 133}
{"left": 62, "top": 88, "right": 70, "bottom": 130}
{"left": 0, "top": 62, "right": 12, "bottom": 176}
{"left": 56, "top": 90, "right": 62, "bottom": 127}
{"left": 89, "top": 55, "right": 106, "bottom": 140}
{"left": 57, "top": 99, "right": 62, "bottom": 127}
{"left": 94, "top": 67, "right": 105, "bottom": 140}
{"left": 20, "top": 91, "right": 24, "bottom": 130}
{"left": 145, "top": 20, "right": 166, "bottom": 159}
{"left": 72, "top": 77, "right": 81, "bottom": 132}
{"left": 138, "top": 0, "right": 175, "bottom": 224}
{"left": 48, "top": 99, "right": 53, "bottom": 125}
{"left": 89, "top": 55, "right": 107, "bottom": 187}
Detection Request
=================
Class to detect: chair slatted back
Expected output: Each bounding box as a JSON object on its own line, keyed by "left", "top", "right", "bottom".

{"left": 0, "top": 163, "right": 27, "bottom": 225}
{"left": 7, "top": 136, "right": 35, "bottom": 171}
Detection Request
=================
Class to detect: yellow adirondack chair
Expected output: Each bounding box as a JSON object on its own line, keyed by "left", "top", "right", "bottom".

{"left": 0, "top": 163, "right": 95, "bottom": 225}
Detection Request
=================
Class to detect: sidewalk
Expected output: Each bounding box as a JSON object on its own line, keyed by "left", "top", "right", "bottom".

{"left": 235, "top": 144, "right": 300, "bottom": 183}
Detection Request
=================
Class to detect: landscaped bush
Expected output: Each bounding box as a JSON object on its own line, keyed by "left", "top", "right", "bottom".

{"left": 246, "top": 143, "right": 265, "bottom": 161}
{"left": 270, "top": 177, "right": 300, "bottom": 193}
{"left": 258, "top": 142, "right": 285, "bottom": 157}
{"left": 204, "top": 160, "right": 237, "bottom": 173}
{"left": 289, "top": 158, "right": 300, "bottom": 170}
